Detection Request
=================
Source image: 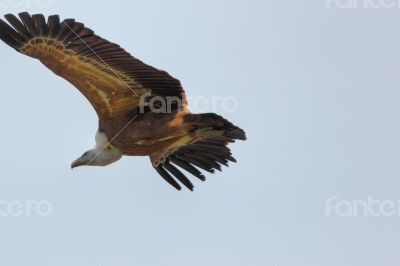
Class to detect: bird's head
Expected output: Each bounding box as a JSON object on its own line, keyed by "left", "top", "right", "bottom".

{"left": 71, "top": 147, "right": 123, "bottom": 169}
{"left": 71, "top": 130, "right": 124, "bottom": 169}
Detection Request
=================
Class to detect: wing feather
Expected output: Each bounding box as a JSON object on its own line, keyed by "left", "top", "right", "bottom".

{"left": 0, "top": 12, "right": 185, "bottom": 118}
{"left": 149, "top": 136, "right": 241, "bottom": 191}
{"left": 32, "top": 14, "right": 47, "bottom": 36}
{"left": 149, "top": 113, "right": 246, "bottom": 190}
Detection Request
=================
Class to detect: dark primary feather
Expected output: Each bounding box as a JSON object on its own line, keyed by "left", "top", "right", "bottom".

{"left": 178, "top": 153, "right": 220, "bottom": 172}
{"left": 155, "top": 166, "right": 181, "bottom": 191}
{"left": 169, "top": 156, "right": 206, "bottom": 181}
{"left": 163, "top": 161, "right": 194, "bottom": 191}
{"left": 4, "top": 14, "right": 31, "bottom": 38}
{"left": 18, "top": 12, "right": 36, "bottom": 36}
{"left": 47, "top": 14, "right": 61, "bottom": 38}
{"left": 32, "top": 14, "right": 47, "bottom": 35}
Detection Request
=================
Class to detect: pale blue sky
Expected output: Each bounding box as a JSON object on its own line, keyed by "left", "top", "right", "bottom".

{"left": 1, "top": 0, "right": 400, "bottom": 265}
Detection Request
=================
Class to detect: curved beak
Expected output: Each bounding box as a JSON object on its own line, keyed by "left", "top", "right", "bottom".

{"left": 71, "top": 158, "right": 84, "bottom": 169}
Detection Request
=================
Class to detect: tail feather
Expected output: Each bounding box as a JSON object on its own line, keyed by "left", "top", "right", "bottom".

{"left": 185, "top": 113, "right": 247, "bottom": 141}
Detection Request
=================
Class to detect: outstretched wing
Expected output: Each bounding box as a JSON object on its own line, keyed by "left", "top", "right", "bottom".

{"left": 0, "top": 12, "right": 185, "bottom": 118}
{"left": 150, "top": 113, "right": 246, "bottom": 191}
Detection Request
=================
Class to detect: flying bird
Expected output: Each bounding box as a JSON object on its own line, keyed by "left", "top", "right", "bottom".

{"left": 0, "top": 12, "right": 246, "bottom": 191}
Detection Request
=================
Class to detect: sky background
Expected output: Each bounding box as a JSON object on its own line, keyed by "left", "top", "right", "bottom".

{"left": 1, "top": 0, "right": 400, "bottom": 265}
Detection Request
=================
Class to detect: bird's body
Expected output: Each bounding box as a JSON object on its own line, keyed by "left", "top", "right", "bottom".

{"left": 0, "top": 12, "right": 246, "bottom": 191}
{"left": 99, "top": 109, "right": 191, "bottom": 156}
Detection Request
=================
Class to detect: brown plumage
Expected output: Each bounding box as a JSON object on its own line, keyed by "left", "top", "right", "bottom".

{"left": 0, "top": 12, "right": 246, "bottom": 191}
